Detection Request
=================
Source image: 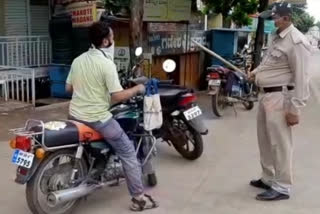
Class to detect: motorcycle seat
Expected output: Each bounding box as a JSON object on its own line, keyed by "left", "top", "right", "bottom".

{"left": 70, "top": 120, "right": 104, "bottom": 142}
{"left": 158, "top": 88, "right": 188, "bottom": 97}
{"left": 32, "top": 120, "right": 104, "bottom": 148}
{"left": 207, "top": 66, "right": 231, "bottom": 74}
{"left": 158, "top": 87, "right": 189, "bottom": 109}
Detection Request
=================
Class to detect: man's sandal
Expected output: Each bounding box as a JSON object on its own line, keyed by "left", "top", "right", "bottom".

{"left": 130, "top": 194, "right": 159, "bottom": 212}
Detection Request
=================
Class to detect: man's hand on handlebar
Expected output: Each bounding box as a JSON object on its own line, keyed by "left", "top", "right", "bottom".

{"left": 248, "top": 72, "right": 256, "bottom": 83}
{"left": 135, "top": 84, "right": 146, "bottom": 95}
{"left": 111, "top": 84, "right": 145, "bottom": 104}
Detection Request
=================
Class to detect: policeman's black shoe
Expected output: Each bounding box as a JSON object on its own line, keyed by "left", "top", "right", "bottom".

{"left": 256, "top": 189, "right": 290, "bottom": 201}
{"left": 250, "top": 179, "right": 271, "bottom": 190}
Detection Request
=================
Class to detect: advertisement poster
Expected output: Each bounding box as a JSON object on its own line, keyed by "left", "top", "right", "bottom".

{"left": 114, "top": 47, "right": 130, "bottom": 72}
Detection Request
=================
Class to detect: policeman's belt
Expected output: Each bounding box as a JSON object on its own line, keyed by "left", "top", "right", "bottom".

{"left": 263, "top": 86, "right": 294, "bottom": 93}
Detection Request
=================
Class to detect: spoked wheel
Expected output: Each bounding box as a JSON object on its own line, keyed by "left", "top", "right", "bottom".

{"left": 242, "top": 101, "right": 254, "bottom": 110}
{"left": 169, "top": 119, "right": 203, "bottom": 160}
{"left": 26, "top": 150, "right": 87, "bottom": 214}
{"left": 212, "top": 88, "right": 227, "bottom": 117}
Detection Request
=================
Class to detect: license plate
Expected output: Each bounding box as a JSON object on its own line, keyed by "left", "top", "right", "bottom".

{"left": 183, "top": 106, "right": 202, "bottom": 121}
{"left": 11, "top": 149, "right": 34, "bottom": 169}
{"left": 209, "top": 79, "right": 221, "bottom": 86}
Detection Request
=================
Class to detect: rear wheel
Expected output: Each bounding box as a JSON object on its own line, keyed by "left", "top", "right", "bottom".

{"left": 26, "top": 149, "right": 88, "bottom": 214}
{"left": 169, "top": 119, "right": 203, "bottom": 160}
{"left": 212, "top": 88, "right": 227, "bottom": 117}
{"left": 243, "top": 101, "right": 254, "bottom": 110}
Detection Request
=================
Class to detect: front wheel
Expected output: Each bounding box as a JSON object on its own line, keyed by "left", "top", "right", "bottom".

{"left": 168, "top": 119, "right": 203, "bottom": 160}
{"left": 26, "top": 149, "right": 88, "bottom": 214}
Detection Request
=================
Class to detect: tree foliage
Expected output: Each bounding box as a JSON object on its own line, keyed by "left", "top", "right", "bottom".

{"left": 291, "top": 5, "right": 315, "bottom": 33}
{"left": 252, "top": 0, "right": 268, "bottom": 70}
{"left": 104, "top": 0, "right": 130, "bottom": 16}
{"left": 201, "top": 0, "right": 258, "bottom": 27}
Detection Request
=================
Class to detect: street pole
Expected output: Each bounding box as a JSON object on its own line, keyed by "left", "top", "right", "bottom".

{"left": 252, "top": 0, "right": 269, "bottom": 70}
{"left": 129, "top": 0, "right": 144, "bottom": 67}
{"left": 204, "top": 15, "right": 208, "bottom": 31}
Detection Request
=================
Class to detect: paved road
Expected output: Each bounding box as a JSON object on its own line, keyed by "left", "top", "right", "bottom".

{"left": 0, "top": 53, "right": 319, "bottom": 214}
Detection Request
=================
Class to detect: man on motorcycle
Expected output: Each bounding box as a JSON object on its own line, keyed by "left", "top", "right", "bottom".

{"left": 65, "top": 21, "right": 158, "bottom": 211}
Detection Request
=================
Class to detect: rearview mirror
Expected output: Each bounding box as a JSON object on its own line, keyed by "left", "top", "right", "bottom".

{"left": 135, "top": 47, "right": 143, "bottom": 57}
{"left": 162, "top": 59, "right": 176, "bottom": 73}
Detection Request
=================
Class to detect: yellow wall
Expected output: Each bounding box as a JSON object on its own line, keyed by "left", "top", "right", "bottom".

{"left": 269, "top": 0, "right": 306, "bottom": 4}
{"left": 208, "top": 13, "right": 223, "bottom": 29}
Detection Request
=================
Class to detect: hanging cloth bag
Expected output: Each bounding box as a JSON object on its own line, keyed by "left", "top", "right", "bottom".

{"left": 144, "top": 79, "right": 163, "bottom": 131}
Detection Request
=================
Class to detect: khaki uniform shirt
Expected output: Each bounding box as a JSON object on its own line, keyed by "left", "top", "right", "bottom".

{"left": 253, "top": 24, "right": 312, "bottom": 114}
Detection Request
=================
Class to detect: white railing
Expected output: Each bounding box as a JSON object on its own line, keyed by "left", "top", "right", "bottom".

{"left": 0, "top": 66, "right": 36, "bottom": 106}
{"left": 0, "top": 36, "right": 51, "bottom": 67}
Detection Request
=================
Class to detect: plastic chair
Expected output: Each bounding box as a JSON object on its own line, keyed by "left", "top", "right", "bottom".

{"left": 0, "top": 80, "right": 8, "bottom": 101}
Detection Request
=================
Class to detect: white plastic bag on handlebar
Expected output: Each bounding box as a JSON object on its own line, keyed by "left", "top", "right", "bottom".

{"left": 144, "top": 79, "right": 163, "bottom": 131}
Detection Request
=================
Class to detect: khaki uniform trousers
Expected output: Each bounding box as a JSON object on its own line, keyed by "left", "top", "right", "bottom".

{"left": 257, "top": 91, "right": 293, "bottom": 195}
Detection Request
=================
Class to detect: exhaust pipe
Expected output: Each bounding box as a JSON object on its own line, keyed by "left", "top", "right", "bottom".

{"left": 47, "top": 184, "right": 102, "bottom": 206}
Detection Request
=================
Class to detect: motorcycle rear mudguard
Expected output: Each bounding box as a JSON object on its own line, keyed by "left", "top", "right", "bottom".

{"left": 15, "top": 158, "right": 42, "bottom": 184}
{"left": 184, "top": 116, "right": 208, "bottom": 135}
{"left": 208, "top": 86, "right": 220, "bottom": 95}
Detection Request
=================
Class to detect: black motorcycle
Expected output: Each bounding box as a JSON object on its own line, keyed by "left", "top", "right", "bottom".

{"left": 123, "top": 54, "right": 208, "bottom": 160}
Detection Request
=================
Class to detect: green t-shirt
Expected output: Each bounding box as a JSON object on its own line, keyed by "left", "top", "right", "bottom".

{"left": 66, "top": 48, "right": 123, "bottom": 122}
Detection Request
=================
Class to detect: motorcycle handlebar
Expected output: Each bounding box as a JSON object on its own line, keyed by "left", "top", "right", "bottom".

{"left": 158, "top": 79, "right": 174, "bottom": 84}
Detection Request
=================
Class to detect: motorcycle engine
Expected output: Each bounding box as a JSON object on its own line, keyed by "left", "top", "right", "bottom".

{"left": 103, "top": 155, "right": 124, "bottom": 181}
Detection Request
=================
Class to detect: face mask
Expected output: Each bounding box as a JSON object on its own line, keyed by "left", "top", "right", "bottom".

{"left": 101, "top": 42, "right": 115, "bottom": 61}
{"left": 269, "top": 20, "right": 278, "bottom": 34}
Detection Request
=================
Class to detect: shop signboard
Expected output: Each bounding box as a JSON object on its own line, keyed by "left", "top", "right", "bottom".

{"left": 189, "top": 30, "right": 207, "bottom": 52}
{"left": 65, "top": 1, "right": 97, "bottom": 27}
{"left": 148, "top": 31, "right": 187, "bottom": 56}
{"left": 148, "top": 29, "right": 207, "bottom": 56}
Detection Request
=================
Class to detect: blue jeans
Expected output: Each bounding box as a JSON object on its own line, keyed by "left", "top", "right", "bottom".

{"left": 69, "top": 116, "right": 144, "bottom": 197}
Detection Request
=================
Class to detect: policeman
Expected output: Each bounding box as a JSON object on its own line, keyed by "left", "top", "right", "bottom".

{"left": 250, "top": 2, "right": 312, "bottom": 201}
